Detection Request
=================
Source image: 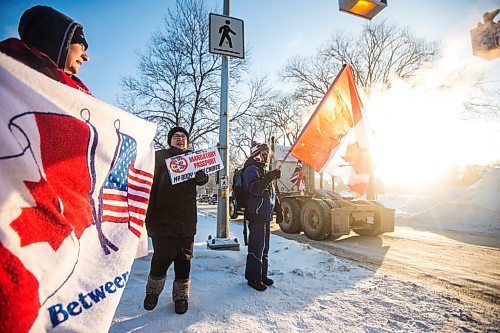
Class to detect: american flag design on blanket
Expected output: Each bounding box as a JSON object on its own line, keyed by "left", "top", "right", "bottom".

{"left": 101, "top": 132, "right": 152, "bottom": 237}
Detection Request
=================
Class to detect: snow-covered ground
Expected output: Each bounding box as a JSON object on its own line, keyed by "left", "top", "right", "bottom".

{"left": 110, "top": 168, "right": 499, "bottom": 332}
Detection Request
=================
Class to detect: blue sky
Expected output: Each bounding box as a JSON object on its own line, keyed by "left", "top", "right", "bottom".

{"left": 1, "top": 0, "right": 497, "bottom": 104}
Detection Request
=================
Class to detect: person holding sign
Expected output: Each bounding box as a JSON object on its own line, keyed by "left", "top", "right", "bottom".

{"left": 144, "top": 127, "right": 208, "bottom": 314}
{"left": 242, "top": 141, "right": 281, "bottom": 291}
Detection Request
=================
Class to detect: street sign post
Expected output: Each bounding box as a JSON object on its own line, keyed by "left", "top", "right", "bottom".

{"left": 209, "top": 13, "right": 245, "bottom": 59}
{"left": 207, "top": 1, "right": 241, "bottom": 251}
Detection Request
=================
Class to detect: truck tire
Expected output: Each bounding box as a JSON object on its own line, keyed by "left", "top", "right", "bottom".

{"left": 229, "top": 200, "right": 238, "bottom": 219}
{"left": 301, "top": 199, "right": 331, "bottom": 240}
{"left": 352, "top": 200, "right": 382, "bottom": 236}
{"left": 322, "top": 198, "right": 339, "bottom": 209}
{"left": 279, "top": 198, "right": 301, "bottom": 233}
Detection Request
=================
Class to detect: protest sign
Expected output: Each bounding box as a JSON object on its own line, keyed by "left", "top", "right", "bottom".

{"left": 165, "top": 147, "right": 223, "bottom": 184}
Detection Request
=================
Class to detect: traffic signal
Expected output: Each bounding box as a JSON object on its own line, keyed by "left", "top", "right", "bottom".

{"left": 470, "top": 9, "right": 500, "bottom": 60}
{"left": 339, "top": 0, "right": 387, "bottom": 20}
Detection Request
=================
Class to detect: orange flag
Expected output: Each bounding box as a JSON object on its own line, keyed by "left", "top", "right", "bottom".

{"left": 290, "top": 64, "right": 372, "bottom": 195}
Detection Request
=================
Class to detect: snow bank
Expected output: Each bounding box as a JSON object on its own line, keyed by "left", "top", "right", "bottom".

{"left": 379, "top": 168, "right": 500, "bottom": 235}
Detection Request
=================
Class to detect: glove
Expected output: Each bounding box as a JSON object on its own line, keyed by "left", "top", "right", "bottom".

{"left": 269, "top": 169, "right": 281, "bottom": 180}
{"left": 195, "top": 170, "right": 208, "bottom": 183}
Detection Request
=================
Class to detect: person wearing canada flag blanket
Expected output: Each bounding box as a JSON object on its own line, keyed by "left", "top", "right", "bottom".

{"left": 0, "top": 5, "right": 91, "bottom": 95}
{"left": 144, "top": 127, "right": 208, "bottom": 314}
{"left": 1, "top": 6, "right": 94, "bottom": 333}
{"left": 1, "top": 6, "right": 157, "bottom": 332}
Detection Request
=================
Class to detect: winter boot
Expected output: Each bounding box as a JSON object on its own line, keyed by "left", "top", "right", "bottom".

{"left": 144, "top": 274, "right": 166, "bottom": 311}
{"left": 262, "top": 277, "right": 274, "bottom": 286}
{"left": 247, "top": 280, "right": 267, "bottom": 291}
{"left": 172, "top": 279, "right": 190, "bottom": 315}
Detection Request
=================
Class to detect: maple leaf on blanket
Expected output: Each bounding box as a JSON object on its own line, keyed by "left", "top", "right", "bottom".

{"left": 10, "top": 114, "right": 94, "bottom": 251}
{"left": 0, "top": 243, "right": 40, "bottom": 333}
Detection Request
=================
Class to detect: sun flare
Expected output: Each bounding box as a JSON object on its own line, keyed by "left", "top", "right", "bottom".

{"left": 363, "top": 64, "right": 499, "bottom": 190}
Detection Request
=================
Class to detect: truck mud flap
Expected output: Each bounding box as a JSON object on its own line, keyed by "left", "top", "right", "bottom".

{"left": 377, "top": 207, "right": 395, "bottom": 233}
{"left": 330, "top": 206, "right": 352, "bottom": 236}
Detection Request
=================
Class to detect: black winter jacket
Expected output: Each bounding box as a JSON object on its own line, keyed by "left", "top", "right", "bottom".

{"left": 146, "top": 147, "right": 208, "bottom": 238}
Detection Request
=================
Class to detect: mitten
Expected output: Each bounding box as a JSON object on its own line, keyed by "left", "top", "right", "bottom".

{"left": 195, "top": 170, "right": 208, "bottom": 185}
{"left": 269, "top": 169, "right": 281, "bottom": 180}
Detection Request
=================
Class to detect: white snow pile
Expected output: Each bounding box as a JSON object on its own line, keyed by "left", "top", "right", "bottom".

{"left": 110, "top": 215, "right": 498, "bottom": 332}
{"left": 379, "top": 167, "right": 500, "bottom": 235}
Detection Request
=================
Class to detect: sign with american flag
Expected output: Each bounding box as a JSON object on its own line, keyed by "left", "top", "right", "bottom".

{"left": 0, "top": 53, "right": 155, "bottom": 332}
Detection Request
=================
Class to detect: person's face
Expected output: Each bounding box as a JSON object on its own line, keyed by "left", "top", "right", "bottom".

{"left": 64, "top": 43, "right": 89, "bottom": 75}
{"left": 170, "top": 132, "right": 188, "bottom": 151}
{"left": 260, "top": 145, "right": 270, "bottom": 162}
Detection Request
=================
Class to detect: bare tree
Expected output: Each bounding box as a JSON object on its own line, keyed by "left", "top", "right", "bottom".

{"left": 281, "top": 54, "right": 341, "bottom": 106}
{"left": 229, "top": 109, "right": 266, "bottom": 164}
{"left": 227, "top": 91, "right": 308, "bottom": 169}
{"left": 118, "top": 0, "right": 248, "bottom": 148}
{"left": 260, "top": 94, "right": 306, "bottom": 146}
{"left": 282, "top": 20, "right": 438, "bottom": 103}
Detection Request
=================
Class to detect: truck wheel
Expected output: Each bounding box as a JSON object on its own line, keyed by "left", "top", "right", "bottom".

{"left": 301, "top": 199, "right": 331, "bottom": 240}
{"left": 279, "top": 198, "right": 301, "bottom": 233}
{"left": 352, "top": 200, "right": 382, "bottom": 236}
{"left": 229, "top": 200, "right": 238, "bottom": 219}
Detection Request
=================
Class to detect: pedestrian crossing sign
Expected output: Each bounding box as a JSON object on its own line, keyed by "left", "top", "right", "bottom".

{"left": 209, "top": 13, "right": 244, "bottom": 59}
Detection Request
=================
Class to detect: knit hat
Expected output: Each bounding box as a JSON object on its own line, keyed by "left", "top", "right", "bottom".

{"left": 250, "top": 141, "right": 270, "bottom": 162}
{"left": 168, "top": 126, "right": 189, "bottom": 145}
{"left": 71, "top": 26, "right": 88, "bottom": 50}
{"left": 250, "top": 141, "right": 262, "bottom": 159}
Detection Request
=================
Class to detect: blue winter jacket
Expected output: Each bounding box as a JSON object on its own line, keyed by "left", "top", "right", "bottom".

{"left": 242, "top": 158, "right": 276, "bottom": 221}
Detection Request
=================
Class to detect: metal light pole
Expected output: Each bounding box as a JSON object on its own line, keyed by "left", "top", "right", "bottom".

{"left": 216, "top": 55, "right": 230, "bottom": 239}
{"left": 208, "top": 0, "right": 240, "bottom": 250}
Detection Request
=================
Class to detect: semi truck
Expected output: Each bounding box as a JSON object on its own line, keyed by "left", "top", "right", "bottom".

{"left": 272, "top": 144, "right": 395, "bottom": 241}
{"left": 229, "top": 143, "right": 395, "bottom": 241}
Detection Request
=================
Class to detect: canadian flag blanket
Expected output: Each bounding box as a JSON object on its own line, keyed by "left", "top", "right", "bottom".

{"left": 0, "top": 52, "right": 156, "bottom": 332}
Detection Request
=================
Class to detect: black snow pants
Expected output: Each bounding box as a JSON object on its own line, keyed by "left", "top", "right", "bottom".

{"left": 150, "top": 236, "right": 193, "bottom": 280}
{"left": 244, "top": 213, "right": 271, "bottom": 282}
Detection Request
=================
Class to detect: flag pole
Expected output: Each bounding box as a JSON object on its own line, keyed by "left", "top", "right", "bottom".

{"left": 278, "top": 64, "right": 348, "bottom": 170}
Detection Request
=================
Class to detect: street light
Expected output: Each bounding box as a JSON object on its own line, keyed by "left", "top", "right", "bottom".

{"left": 339, "top": 0, "right": 387, "bottom": 20}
